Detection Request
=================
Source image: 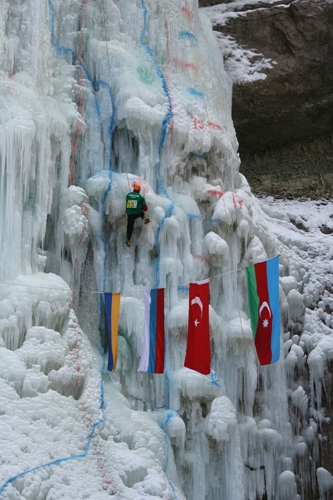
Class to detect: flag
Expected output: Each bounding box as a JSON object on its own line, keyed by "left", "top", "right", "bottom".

{"left": 104, "top": 292, "right": 121, "bottom": 372}
{"left": 245, "top": 256, "right": 280, "bottom": 365}
{"left": 138, "top": 288, "right": 165, "bottom": 374}
{"left": 184, "top": 279, "right": 210, "bottom": 375}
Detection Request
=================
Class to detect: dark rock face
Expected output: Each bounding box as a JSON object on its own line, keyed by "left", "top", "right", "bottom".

{"left": 240, "top": 137, "right": 333, "bottom": 199}
{"left": 200, "top": 0, "right": 333, "bottom": 198}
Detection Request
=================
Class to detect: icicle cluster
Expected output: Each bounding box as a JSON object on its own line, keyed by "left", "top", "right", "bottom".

{"left": 0, "top": 1, "right": 333, "bottom": 499}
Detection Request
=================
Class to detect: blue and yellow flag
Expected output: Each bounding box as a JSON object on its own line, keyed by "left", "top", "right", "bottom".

{"left": 104, "top": 292, "right": 121, "bottom": 372}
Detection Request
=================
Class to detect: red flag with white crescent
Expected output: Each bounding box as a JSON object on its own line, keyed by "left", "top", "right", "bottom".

{"left": 184, "top": 279, "right": 211, "bottom": 375}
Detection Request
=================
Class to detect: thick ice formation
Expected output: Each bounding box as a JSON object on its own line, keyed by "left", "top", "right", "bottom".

{"left": 1, "top": 1, "right": 333, "bottom": 499}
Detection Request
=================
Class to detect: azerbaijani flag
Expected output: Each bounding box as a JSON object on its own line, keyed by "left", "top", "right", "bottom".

{"left": 245, "top": 256, "right": 280, "bottom": 365}
{"left": 184, "top": 279, "right": 211, "bottom": 375}
{"left": 138, "top": 288, "right": 165, "bottom": 374}
{"left": 104, "top": 292, "right": 121, "bottom": 372}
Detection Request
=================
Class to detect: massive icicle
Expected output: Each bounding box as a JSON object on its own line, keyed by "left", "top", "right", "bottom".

{"left": 0, "top": 1, "right": 333, "bottom": 499}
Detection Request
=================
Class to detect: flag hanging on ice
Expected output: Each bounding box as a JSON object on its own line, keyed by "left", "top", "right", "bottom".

{"left": 138, "top": 288, "right": 165, "bottom": 374}
{"left": 184, "top": 279, "right": 211, "bottom": 375}
{"left": 104, "top": 292, "right": 121, "bottom": 372}
{"left": 245, "top": 256, "right": 280, "bottom": 365}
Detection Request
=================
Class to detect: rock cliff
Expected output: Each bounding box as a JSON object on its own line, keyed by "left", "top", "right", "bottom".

{"left": 200, "top": 0, "right": 333, "bottom": 198}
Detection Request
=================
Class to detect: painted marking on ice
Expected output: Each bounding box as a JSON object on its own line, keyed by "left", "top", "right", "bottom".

{"left": 69, "top": 318, "right": 82, "bottom": 387}
{"left": 193, "top": 116, "right": 223, "bottom": 131}
{"left": 193, "top": 116, "right": 204, "bottom": 130}
{"left": 78, "top": 399, "right": 122, "bottom": 496}
{"left": 209, "top": 370, "right": 221, "bottom": 387}
{"left": 187, "top": 87, "right": 204, "bottom": 98}
{"left": 172, "top": 58, "right": 198, "bottom": 73}
{"left": 232, "top": 192, "right": 244, "bottom": 210}
{"left": 179, "top": 30, "right": 198, "bottom": 45}
{"left": 194, "top": 254, "right": 210, "bottom": 265}
{"left": 207, "top": 189, "right": 223, "bottom": 198}
{"left": 208, "top": 120, "right": 223, "bottom": 131}
{"left": 182, "top": 6, "right": 194, "bottom": 21}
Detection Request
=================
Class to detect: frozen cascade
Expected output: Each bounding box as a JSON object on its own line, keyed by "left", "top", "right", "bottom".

{"left": 0, "top": 1, "right": 333, "bottom": 499}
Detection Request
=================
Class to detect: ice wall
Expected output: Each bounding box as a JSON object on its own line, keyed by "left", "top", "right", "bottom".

{"left": 0, "top": 1, "right": 332, "bottom": 499}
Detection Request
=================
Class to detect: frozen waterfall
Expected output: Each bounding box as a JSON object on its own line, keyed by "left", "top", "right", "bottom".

{"left": 0, "top": 1, "right": 333, "bottom": 499}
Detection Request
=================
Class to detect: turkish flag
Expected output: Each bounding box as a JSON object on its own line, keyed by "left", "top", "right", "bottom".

{"left": 184, "top": 279, "right": 211, "bottom": 375}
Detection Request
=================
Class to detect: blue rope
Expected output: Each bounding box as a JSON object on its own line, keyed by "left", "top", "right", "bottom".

{"left": 0, "top": 454, "right": 85, "bottom": 496}
{"left": 48, "top": 1, "right": 112, "bottom": 250}
{"left": 0, "top": 416, "right": 105, "bottom": 496}
{"left": 0, "top": 317, "right": 110, "bottom": 496}
{"left": 0, "top": 6, "right": 118, "bottom": 496}
{"left": 139, "top": 6, "right": 180, "bottom": 499}
{"left": 48, "top": 0, "right": 116, "bottom": 319}
{"left": 140, "top": 0, "right": 175, "bottom": 289}
{"left": 75, "top": 59, "right": 116, "bottom": 300}
{"left": 50, "top": 0, "right": 112, "bottom": 466}
{"left": 74, "top": 58, "right": 101, "bottom": 130}
{"left": 45, "top": 7, "right": 178, "bottom": 500}
{"left": 48, "top": 0, "right": 74, "bottom": 58}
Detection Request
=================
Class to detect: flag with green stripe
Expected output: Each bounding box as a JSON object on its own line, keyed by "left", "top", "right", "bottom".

{"left": 246, "top": 256, "right": 280, "bottom": 365}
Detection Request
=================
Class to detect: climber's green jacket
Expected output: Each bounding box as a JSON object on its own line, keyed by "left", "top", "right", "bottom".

{"left": 125, "top": 191, "right": 148, "bottom": 215}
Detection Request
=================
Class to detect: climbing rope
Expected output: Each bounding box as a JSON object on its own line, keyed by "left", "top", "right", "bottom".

{"left": 0, "top": 257, "right": 273, "bottom": 293}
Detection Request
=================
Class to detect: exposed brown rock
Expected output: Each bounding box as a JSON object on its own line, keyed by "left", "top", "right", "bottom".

{"left": 200, "top": 0, "right": 333, "bottom": 198}
{"left": 240, "top": 134, "right": 333, "bottom": 199}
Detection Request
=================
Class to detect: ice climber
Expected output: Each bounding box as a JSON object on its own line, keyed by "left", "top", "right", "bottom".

{"left": 125, "top": 183, "right": 150, "bottom": 246}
